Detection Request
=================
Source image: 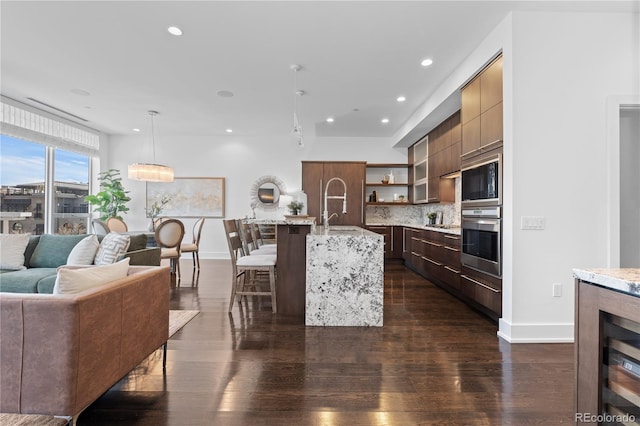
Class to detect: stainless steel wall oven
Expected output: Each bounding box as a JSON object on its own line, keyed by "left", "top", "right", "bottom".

{"left": 461, "top": 206, "right": 501, "bottom": 277}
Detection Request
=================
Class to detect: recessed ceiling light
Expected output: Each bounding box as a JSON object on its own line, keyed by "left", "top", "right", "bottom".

{"left": 421, "top": 58, "right": 433, "bottom": 67}
{"left": 226, "top": 128, "right": 233, "bottom": 133}
{"left": 217, "top": 90, "right": 234, "bottom": 98}
{"left": 132, "top": 128, "right": 140, "bottom": 132}
{"left": 167, "top": 26, "right": 183, "bottom": 36}
{"left": 381, "top": 118, "right": 390, "bottom": 124}
{"left": 396, "top": 96, "right": 406, "bottom": 102}
{"left": 326, "top": 117, "right": 334, "bottom": 123}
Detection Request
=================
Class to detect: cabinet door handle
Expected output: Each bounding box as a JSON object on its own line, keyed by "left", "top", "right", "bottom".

{"left": 444, "top": 266, "right": 460, "bottom": 274}
{"left": 411, "top": 237, "right": 421, "bottom": 242}
{"left": 390, "top": 226, "right": 394, "bottom": 251}
{"left": 461, "top": 275, "right": 500, "bottom": 293}
{"left": 444, "top": 235, "right": 460, "bottom": 240}
{"left": 444, "top": 246, "right": 460, "bottom": 252}
{"left": 319, "top": 179, "right": 323, "bottom": 219}
{"left": 411, "top": 251, "right": 421, "bottom": 257}
{"left": 361, "top": 179, "right": 364, "bottom": 224}
{"left": 424, "top": 241, "right": 442, "bottom": 247}
{"left": 421, "top": 256, "right": 442, "bottom": 266}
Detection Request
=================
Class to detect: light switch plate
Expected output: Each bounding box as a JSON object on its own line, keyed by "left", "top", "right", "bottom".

{"left": 521, "top": 216, "right": 545, "bottom": 230}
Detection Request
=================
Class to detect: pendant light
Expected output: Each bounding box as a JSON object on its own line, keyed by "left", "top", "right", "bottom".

{"left": 290, "top": 64, "right": 304, "bottom": 148}
{"left": 128, "top": 110, "right": 174, "bottom": 182}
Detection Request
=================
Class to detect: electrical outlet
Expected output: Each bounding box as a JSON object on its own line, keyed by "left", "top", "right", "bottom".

{"left": 553, "top": 283, "right": 562, "bottom": 297}
{"left": 521, "top": 216, "right": 545, "bottom": 230}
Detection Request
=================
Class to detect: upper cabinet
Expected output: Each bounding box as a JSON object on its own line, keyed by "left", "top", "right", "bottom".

{"left": 461, "top": 54, "right": 503, "bottom": 160}
{"left": 410, "top": 112, "right": 459, "bottom": 204}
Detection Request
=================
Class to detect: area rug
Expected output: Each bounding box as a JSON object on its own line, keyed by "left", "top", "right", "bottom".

{"left": 0, "top": 413, "right": 69, "bottom": 426}
{"left": 168, "top": 310, "right": 199, "bottom": 338}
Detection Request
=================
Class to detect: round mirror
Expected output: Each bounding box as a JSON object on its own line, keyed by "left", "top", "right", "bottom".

{"left": 250, "top": 175, "right": 287, "bottom": 210}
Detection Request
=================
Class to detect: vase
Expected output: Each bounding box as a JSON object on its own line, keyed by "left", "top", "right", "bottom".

{"left": 148, "top": 219, "right": 155, "bottom": 232}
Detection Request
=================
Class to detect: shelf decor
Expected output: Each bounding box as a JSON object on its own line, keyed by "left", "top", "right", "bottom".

{"left": 147, "top": 177, "right": 225, "bottom": 218}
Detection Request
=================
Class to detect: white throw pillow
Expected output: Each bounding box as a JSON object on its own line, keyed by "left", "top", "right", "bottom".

{"left": 94, "top": 232, "right": 130, "bottom": 265}
{"left": 66, "top": 235, "right": 100, "bottom": 265}
{"left": 53, "top": 258, "right": 130, "bottom": 294}
{"left": 0, "top": 233, "right": 31, "bottom": 270}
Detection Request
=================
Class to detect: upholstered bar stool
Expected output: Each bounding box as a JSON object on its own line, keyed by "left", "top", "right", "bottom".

{"left": 237, "top": 220, "right": 277, "bottom": 256}
{"left": 223, "top": 219, "right": 277, "bottom": 313}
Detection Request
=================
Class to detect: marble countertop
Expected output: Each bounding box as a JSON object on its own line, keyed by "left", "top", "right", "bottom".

{"left": 245, "top": 218, "right": 317, "bottom": 226}
{"left": 366, "top": 222, "right": 461, "bottom": 235}
{"left": 310, "top": 225, "right": 379, "bottom": 237}
{"left": 573, "top": 268, "right": 640, "bottom": 297}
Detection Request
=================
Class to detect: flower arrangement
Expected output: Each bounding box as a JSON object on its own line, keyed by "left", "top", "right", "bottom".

{"left": 427, "top": 212, "right": 437, "bottom": 224}
{"left": 146, "top": 194, "right": 172, "bottom": 220}
{"left": 287, "top": 201, "right": 304, "bottom": 215}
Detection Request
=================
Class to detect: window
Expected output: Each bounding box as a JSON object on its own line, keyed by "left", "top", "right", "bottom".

{"left": 0, "top": 135, "right": 90, "bottom": 235}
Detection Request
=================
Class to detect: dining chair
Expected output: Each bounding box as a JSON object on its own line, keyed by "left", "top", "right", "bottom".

{"left": 180, "top": 217, "right": 205, "bottom": 271}
{"left": 106, "top": 217, "right": 128, "bottom": 233}
{"left": 92, "top": 219, "right": 109, "bottom": 235}
{"left": 155, "top": 219, "right": 185, "bottom": 283}
{"left": 223, "top": 219, "right": 277, "bottom": 313}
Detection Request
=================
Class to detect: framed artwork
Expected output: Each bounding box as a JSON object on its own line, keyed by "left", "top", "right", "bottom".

{"left": 146, "top": 177, "right": 225, "bottom": 218}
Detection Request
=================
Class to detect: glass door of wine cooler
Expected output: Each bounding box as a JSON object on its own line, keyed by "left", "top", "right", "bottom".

{"left": 602, "top": 313, "right": 640, "bottom": 425}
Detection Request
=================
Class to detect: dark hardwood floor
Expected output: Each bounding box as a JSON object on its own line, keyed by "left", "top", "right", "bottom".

{"left": 77, "top": 260, "right": 574, "bottom": 425}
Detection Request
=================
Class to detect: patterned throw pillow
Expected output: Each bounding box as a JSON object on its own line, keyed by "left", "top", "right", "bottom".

{"left": 94, "top": 232, "right": 131, "bottom": 265}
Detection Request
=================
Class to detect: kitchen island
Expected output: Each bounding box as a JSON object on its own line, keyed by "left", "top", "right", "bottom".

{"left": 306, "top": 226, "right": 384, "bottom": 326}
{"left": 573, "top": 268, "right": 640, "bottom": 424}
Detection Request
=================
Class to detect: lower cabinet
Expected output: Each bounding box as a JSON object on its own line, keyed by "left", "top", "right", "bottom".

{"left": 402, "top": 226, "right": 501, "bottom": 320}
{"left": 460, "top": 268, "right": 502, "bottom": 318}
{"left": 366, "top": 226, "right": 403, "bottom": 259}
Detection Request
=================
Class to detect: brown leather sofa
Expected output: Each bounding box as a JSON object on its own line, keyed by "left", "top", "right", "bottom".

{"left": 0, "top": 265, "right": 170, "bottom": 421}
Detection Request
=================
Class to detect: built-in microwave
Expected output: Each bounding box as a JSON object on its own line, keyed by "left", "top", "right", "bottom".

{"left": 461, "top": 152, "right": 501, "bottom": 207}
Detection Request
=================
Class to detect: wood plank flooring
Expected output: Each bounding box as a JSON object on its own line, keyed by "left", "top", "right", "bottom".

{"left": 77, "top": 260, "right": 574, "bottom": 425}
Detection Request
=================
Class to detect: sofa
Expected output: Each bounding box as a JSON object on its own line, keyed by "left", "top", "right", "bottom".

{"left": 0, "top": 233, "right": 160, "bottom": 294}
{"left": 0, "top": 265, "right": 170, "bottom": 420}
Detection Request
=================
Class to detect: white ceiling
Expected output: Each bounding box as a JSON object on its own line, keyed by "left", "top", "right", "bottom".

{"left": 1, "top": 1, "right": 636, "bottom": 146}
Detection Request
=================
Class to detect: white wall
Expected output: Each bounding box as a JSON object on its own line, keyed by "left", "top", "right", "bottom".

{"left": 108, "top": 133, "right": 405, "bottom": 258}
{"left": 501, "top": 11, "right": 638, "bottom": 342}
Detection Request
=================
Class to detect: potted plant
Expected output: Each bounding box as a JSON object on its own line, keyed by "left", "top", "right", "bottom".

{"left": 427, "top": 212, "right": 437, "bottom": 225}
{"left": 146, "top": 194, "right": 172, "bottom": 230}
{"left": 287, "top": 201, "right": 304, "bottom": 215}
{"left": 84, "top": 169, "right": 131, "bottom": 221}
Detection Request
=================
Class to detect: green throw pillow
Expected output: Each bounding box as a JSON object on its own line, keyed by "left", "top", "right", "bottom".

{"left": 29, "top": 234, "right": 88, "bottom": 268}
{"left": 128, "top": 233, "right": 148, "bottom": 252}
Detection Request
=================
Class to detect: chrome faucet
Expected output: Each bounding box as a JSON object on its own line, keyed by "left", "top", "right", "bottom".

{"left": 323, "top": 177, "right": 347, "bottom": 228}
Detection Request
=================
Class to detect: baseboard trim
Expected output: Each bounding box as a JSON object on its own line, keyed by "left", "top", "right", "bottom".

{"left": 498, "top": 318, "right": 574, "bottom": 343}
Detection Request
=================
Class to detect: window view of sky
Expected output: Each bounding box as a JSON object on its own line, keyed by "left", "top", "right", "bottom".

{"left": 0, "top": 135, "right": 89, "bottom": 186}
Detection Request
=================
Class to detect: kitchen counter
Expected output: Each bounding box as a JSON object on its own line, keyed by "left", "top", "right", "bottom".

{"left": 366, "top": 222, "right": 461, "bottom": 236}
{"left": 573, "top": 268, "right": 640, "bottom": 297}
{"left": 245, "top": 217, "right": 317, "bottom": 226}
{"left": 306, "top": 226, "right": 384, "bottom": 326}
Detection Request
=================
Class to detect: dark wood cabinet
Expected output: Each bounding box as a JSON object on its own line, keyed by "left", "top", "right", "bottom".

{"left": 366, "top": 225, "right": 403, "bottom": 259}
{"left": 423, "top": 111, "right": 460, "bottom": 203}
{"left": 575, "top": 279, "right": 640, "bottom": 424}
{"left": 461, "top": 54, "right": 503, "bottom": 159}
{"left": 460, "top": 266, "right": 502, "bottom": 318}
{"left": 276, "top": 224, "right": 312, "bottom": 317}
{"left": 302, "top": 161, "right": 366, "bottom": 227}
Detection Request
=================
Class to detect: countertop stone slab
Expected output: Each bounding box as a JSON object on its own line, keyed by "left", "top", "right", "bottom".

{"left": 573, "top": 268, "right": 640, "bottom": 297}
{"left": 245, "top": 218, "right": 316, "bottom": 226}
{"left": 306, "top": 226, "right": 384, "bottom": 326}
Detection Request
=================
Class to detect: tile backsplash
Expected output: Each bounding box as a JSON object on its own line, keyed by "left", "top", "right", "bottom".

{"left": 366, "top": 177, "right": 461, "bottom": 226}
